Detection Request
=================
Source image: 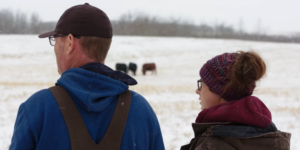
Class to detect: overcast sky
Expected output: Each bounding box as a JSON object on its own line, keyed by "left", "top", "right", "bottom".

{"left": 1, "top": 0, "right": 300, "bottom": 34}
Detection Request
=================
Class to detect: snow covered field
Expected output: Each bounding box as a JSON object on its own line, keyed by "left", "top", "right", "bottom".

{"left": 1, "top": 35, "right": 300, "bottom": 150}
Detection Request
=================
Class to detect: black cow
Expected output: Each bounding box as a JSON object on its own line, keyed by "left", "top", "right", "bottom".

{"left": 128, "top": 62, "right": 137, "bottom": 75}
{"left": 115, "top": 63, "right": 127, "bottom": 74}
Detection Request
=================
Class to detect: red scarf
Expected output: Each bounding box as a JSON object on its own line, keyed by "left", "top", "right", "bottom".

{"left": 196, "top": 96, "right": 272, "bottom": 128}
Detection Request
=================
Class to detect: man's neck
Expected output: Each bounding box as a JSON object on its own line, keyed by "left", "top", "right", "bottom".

{"left": 68, "top": 53, "right": 103, "bottom": 69}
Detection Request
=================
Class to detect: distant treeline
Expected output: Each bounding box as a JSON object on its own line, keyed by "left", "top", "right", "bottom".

{"left": 0, "top": 9, "right": 55, "bottom": 34}
{"left": 112, "top": 13, "right": 300, "bottom": 43}
{"left": 1, "top": 9, "right": 300, "bottom": 43}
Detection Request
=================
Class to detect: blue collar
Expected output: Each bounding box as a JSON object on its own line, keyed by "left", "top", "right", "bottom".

{"left": 80, "top": 62, "right": 137, "bottom": 85}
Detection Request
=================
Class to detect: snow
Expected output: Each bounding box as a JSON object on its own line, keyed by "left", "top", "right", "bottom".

{"left": 1, "top": 35, "right": 300, "bottom": 150}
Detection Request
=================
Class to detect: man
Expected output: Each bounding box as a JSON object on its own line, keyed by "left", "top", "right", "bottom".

{"left": 10, "top": 3, "right": 164, "bottom": 150}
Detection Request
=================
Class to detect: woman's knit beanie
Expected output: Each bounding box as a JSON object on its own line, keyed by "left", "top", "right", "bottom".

{"left": 199, "top": 53, "right": 255, "bottom": 101}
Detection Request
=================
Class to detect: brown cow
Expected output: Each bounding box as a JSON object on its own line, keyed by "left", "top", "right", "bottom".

{"left": 142, "top": 63, "right": 156, "bottom": 75}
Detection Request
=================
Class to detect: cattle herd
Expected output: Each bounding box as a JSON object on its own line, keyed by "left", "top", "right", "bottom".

{"left": 115, "top": 62, "right": 156, "bottom": 76}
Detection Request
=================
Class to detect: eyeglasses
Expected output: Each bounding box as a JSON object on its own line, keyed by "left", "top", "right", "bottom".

{"left": 49, "top": 34, "right": 67, "bottom": 46}
{"left": 197, "top": 79, "right": 203, "bottom": 90}
{"left": 48, "top": 34, "right": 81, "bottom": 46}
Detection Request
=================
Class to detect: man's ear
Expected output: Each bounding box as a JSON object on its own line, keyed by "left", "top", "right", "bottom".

{"left": 66, "top": 34, "right": 76, "bottom": 54}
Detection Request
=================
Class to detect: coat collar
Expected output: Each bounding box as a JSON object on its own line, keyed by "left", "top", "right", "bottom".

{"left": 191, "top": 122, "right": 279, "bottom": 138}
{"left": 80, "top": 62, "right": 137, "bottom": 85}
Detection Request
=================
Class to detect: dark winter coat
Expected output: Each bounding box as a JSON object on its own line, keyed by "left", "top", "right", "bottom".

{"left": 182, "top": 96, "right": 291, "bottom": 150}
{"left": 181, "top": 122, "right": 291, "bottom": 150}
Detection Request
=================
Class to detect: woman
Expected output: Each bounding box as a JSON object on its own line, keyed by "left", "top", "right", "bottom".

{"left": 181, "top": 51, "right": 291, "bottom": 150}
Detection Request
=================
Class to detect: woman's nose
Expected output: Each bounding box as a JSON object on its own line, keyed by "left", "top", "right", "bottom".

{"left": 195, "top": 89, "right": 200, "bottom": 94}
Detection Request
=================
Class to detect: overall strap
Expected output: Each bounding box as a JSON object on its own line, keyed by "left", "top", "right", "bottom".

{"left": 49, "top": 85, "right": 132, "bottom": 150}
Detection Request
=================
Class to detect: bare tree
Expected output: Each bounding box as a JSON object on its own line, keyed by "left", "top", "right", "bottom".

{"left": 29, "top": 13, "right": 41, "bottom": 34}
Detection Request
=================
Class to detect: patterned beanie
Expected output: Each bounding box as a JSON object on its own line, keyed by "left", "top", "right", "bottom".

{"left": 199, "top": 53, "right": 255, "bottom": 101}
